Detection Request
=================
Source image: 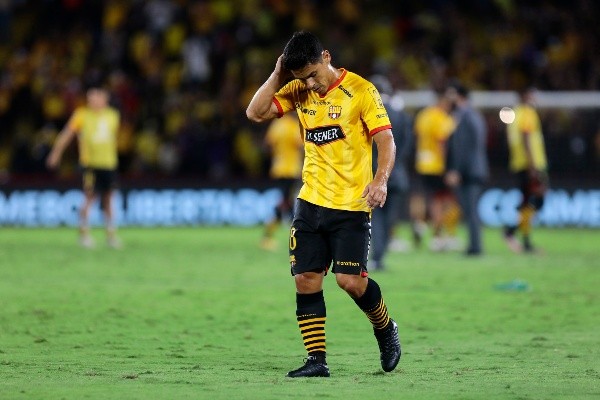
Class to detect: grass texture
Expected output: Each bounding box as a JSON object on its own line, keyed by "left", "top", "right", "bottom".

{"left": 0, "top": 226, "right": 598, "bottom": 399}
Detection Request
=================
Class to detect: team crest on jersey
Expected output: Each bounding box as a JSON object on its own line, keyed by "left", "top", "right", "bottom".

{"left": 305, "top": 125, "right": 346, "bottom": 146}
{"left": 328, "top": 105, "right": 342, "bottom": 119}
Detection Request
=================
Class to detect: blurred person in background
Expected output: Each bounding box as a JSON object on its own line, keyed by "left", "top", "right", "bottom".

{"left": 503, "top": 87, "right": 548, "bottom": 253}
{"left": 46, "top": 85, "right": 121, "bottom": 249}
{"left": 260, "top": 112, "right": 304, "bottom": 251}
{"left": 444, "top": 81, "right": 489, "bottom": 256}
{"left": 413, "top": 89, "right": 461, "bottom": 252}
{"left": 246, "top": 31, "right": 400, "bottom": 378}
{"left": 368, "top": 75, "right": 413, "bottom": 269}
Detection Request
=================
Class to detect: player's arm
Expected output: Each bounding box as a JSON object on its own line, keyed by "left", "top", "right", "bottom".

{"left": 362, "top": 129, "right": 395, "bottom": 208}
{"left": 246, "top": 55, "right": 292, "bottom": 123}
{"left": 444, "top": 114, "right": 465, "bottom": 187}
{"left": 46, "top": 116, "right": 78, "bottom": 169}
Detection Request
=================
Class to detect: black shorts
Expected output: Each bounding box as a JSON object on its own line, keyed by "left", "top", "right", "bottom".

{"left": 275, "top": 178, "right": 301, "bottom": 206}
{"left": 82, "top": 168, "right": 117, "bottom": 195}
{"left": 516, "top": 170, "right": 548, "bottom": 209}
{"left": 289, "top": 199, "right": 371, "bottom": 276}
{"left": 419, "top": 174, "right": 451, "bottom": 198}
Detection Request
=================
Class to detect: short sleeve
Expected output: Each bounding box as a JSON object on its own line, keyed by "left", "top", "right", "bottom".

{"left": 361, "top": 84, "right": 391, "bottom": 135}
{"left": 439, "top": 113, "right": 456, "bottom": 140}
{"left": 67, "top": 108, "right": 84, "bottom": 132}
{"left": 426, "top": 110, "right": 454, "bottom": 141}
{"left": 273, "top": 81, "right": 297, "bottom": 118}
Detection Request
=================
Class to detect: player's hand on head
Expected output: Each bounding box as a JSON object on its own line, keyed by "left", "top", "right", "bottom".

{"left": 274, "top": 54, "right": 292, "bottom": 81}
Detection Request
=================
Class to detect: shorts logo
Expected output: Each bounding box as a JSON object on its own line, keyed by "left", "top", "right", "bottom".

{"left": 305, "top": 125, "right": 346, "bottom": 146}
{"left": 328, "top": 105, "right": 342, "bottom": 119}
{"left": 336, "top": 261, "right": 360, "bottom": 267}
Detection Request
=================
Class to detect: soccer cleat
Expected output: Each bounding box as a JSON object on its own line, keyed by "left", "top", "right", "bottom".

{"left": 523, "top": 243, "right": 544, "bottom": 255}
{"left": 503, "top": 234, "right": 523, "bottom": 253}
{"left": 465, "top": 248, "right": 482, "bottom": 256}
{"left": 503, "top": 227, "right": 523, "bottom": 253}
{"left": 286, "top": 355, "right": 330, "bottom": 378}
{"left": 107, "top": 236, "right": 123, "bottom": 249}
{"left": 443, "top": 236, "right": 463, "bottom": 251}
{"left": 412, "top": 222, "right": 426, "bottom": 249}
{"left": 374, "top": 319, "right": 401, "bottom": 372}
{"left": 429, "top": 236, "right": 446, "bottom": 252}
{"left": 259, "top": 237, "right": 277, "bottom": 251}
{"left": 388, "top": 238, "right": 410, "bottom": 253}
{"left": 79, "top": 235, "right": 95, "bottom": 249}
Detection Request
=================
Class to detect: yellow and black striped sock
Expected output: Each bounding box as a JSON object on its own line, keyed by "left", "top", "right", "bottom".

{"left": 296, "top": 291, "right": 326, "bottom": 356}
{"left": 353, "top": 279, "right": 391, "bottom": 330}
{"left": 264, "top": 219, "right": 278, "bottom": 238}
{"left": 443, "top": 201, "right": 462, "bottom": 236}
{"left": 518, "top": 205, "right": 536, "bottom": 235}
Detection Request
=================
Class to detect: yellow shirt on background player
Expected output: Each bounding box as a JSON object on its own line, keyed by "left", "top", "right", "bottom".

{"left": 68, "top": 106, "right": 120, "bottom": 169}
{"left": 507, "top": 104, "right": 547, "bottom": 172}
{"left": 414, "top": 105, "right": 455, "bottom": 176}
{"left": 273, "top": 69, "right": 391, "bottom": 212}
{"left": 265, "top": 113, "right": 303, "bottom": 179}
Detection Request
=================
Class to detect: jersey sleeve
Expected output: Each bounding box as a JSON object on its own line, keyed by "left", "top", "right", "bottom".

{"left": 360, "top": 84, "right": 391, "bottom": 135}
{"left": 273, "top": 81, "right": 297, "bottom": 118}
{"left": 67, "top": 108, "right": 85, "bottom": 132}
{"left": 436, "top": 113, "right": 456, "bottom": 140}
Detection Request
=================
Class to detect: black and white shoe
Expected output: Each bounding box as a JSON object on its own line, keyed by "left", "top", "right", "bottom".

{"left": 286, "top": 354, "right": 330, "bottom": 378}
{"left": 374, "top": 319, "right": 401, "bottom": 372}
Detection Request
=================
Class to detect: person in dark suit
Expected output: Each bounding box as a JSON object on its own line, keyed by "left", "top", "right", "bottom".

{"left": 445, "top": 81, "right": 489, "bottom": 256}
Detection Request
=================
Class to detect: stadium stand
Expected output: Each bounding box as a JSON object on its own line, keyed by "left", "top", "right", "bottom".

{"left": 0, "top": 0, "right": 598, "bottom": 184}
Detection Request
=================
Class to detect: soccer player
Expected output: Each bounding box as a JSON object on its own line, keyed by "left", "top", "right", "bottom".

{"left": 413, "top": 89, "right": 460, "bottom": 251}
{"left": 46, "top": 85, "right": 121, "bottom": 249}
{"left": 246, "top": 31, "right": 401, "bottom": 377}
{"left": 260, "top": 112, "right": 304, "bottom": 251}
{"left": 444, "top": 81, "right": 489, "bottom": 256}
{"left": 503, "top": 87, "right": 548, "bottom": 253}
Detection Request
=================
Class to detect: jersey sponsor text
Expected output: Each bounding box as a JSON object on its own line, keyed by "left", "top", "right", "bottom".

{"left": 305, "top": 126, "right": 345, "bottom": 146}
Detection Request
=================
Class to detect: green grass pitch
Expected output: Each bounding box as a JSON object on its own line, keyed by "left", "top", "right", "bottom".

{"left": 0, "top": 226, "right": 598, "bottom": 399}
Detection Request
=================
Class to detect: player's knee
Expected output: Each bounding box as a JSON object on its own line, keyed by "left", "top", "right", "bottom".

{"left": 275, "top": 207, "right": 283, "bottom": 221}
{"left": 294, "top": 272, "right": 323, "bottom": 293}
{"left": 335, "top": 274, "right": 366, "bottom": 297}
{"left": 530, "top": 195, "right": 544, "bottom": 210}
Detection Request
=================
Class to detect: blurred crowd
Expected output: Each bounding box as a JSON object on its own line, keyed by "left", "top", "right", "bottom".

{"left": 0, "top": 0, "right": 599, "bottom": 183}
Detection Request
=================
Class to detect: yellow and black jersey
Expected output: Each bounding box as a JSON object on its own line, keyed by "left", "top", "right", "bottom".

{"left": 68, "top": 106, "right": 120, "bottom": 169}
{"left": 508, "top": 104, "right": 547, "bottom": 172}
{"left": 265, "top": 113, "right": 303, "bottom": 179}
{"left": 413, "top": 105, "right": 455, "bottom": 176}
{"left": 273, "top": 69, "right": 391, "bottom": 212}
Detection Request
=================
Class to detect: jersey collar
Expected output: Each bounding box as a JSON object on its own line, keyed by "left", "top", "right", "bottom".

{"left": 320, "top": 68, "right": 347, "bottom": 98}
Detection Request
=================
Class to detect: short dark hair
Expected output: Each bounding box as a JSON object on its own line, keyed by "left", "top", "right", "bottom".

{"left": 282, "top": 31, "right": 323, "bottom": 71}
{"left": 447, "top": 78, "right": 469, "bottom": 98}
{"left": 517, "top": 86, "right": 536, "bottom": 98}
